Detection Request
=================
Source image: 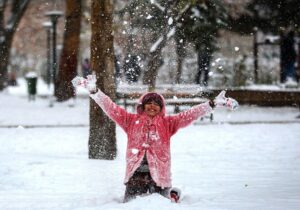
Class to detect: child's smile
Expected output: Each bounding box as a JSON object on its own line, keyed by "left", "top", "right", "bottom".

{"left": 144, "top": 102, "right": 161, "bottom": 117}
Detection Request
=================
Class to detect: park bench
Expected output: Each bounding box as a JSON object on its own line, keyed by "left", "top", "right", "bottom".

{"left": 116, "top": 91, "right": 214, "bottom": 122}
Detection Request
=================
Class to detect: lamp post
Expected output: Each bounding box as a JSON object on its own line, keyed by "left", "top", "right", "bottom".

{"left": 253, "top": 27, "right": 259, "bottom": 83}
{"left": 45, "top": 11, "right": 63, "bottom": 93}
{"left": 42, "top": 21, "right": 52, "bottom": 90}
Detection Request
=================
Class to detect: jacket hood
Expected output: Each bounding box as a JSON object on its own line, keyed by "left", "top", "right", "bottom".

{"left": 136, "top": 92, "right": 166, "bottom": 116}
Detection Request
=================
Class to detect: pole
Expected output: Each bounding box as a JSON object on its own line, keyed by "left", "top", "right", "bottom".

{"left": 42, "top": 22, "right": 52, "bottom": 90}
{"left": 253, "top": 28, "right": 258, "bottom": 83}
{"left": 46, "top": 27, "right": 52, "bottom": 89}
{"left": 51, "top": 18, "right": 58, "bottom": 92}
{"left": 45, "top": 11, "right": 63, "bottom": 95}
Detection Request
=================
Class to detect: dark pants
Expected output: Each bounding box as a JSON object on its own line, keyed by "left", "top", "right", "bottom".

{"left": 196, "top": 52, "right": 211, "bottom": 86}
{"left": 283, "top": 62, "right": 296, "bottom": 82}
{"left": 123, "top": 170, "right": 169, "bottom": 202}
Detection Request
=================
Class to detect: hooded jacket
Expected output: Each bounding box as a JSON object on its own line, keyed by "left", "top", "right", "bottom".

{"left": 90, "top": 90, "right": 212, "bottom": 188}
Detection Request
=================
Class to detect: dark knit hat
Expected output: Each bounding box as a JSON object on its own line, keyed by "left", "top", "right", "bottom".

{"left": 141, "top": 92, "right": 163, "bottom": 109}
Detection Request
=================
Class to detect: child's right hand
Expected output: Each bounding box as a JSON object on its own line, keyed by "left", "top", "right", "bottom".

{"left": 86, "top": 75, "right": 97, "bottom": 92}
{"left": 71, "top": 75, "right": 97, "bottom": 93}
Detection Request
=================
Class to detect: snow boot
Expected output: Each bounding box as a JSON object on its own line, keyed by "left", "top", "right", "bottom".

{"left": 169, "top": 187, "right": 181, "bottom": 203}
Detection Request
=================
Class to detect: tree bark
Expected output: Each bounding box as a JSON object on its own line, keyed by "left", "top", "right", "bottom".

{"left": 0, "top": 39, "right": 11, "bottom": 90}
{"left": 0, "top": 0, "right": 30, "bottom": 90}
{"left": 55, "top": 0, "right": 81, "bottom": 101}
{"left": 142, "top": 0, "right": 183, "bottom": 90}
{"left": 89, "top": 0, "right": 116, "bottom": 160}
{"left": 174, "top": 37, "right": 185, "bottom": 84}
{"left": 143, "top": 47, "right": 165, "bottom": 91}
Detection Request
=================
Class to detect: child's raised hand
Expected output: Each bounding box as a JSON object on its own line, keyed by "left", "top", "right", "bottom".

{"left": 71, "top": 75, "right": 97, "bottom": 93}
{"left": 214, "top": 90, "right": 239, "bottom": 110}
{"left": 86, "top": 75, "right": 97, "bottom": 92}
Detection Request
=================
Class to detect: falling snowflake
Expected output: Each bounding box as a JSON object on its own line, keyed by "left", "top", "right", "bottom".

{"left": 146, "top": 14, "right": 153, "bottom": 19}
{"left": 168, "top": 17, "right": 173, "bottom": 25}
{"left": 215, "top": 58, "right": 221, "bottom": 62}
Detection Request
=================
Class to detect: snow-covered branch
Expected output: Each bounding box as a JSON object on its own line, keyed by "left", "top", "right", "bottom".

{"left": 149, "top": 3, "right": 191, "bottom": 53}
{"left": 149, "top": 0, "right": 165, "bottom": 12}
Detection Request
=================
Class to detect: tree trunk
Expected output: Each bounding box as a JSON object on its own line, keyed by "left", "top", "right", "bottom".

{"left": 297, "top": 39, "right": 300, "bottom": 83}
{"left": 55, "top": 0, "right": 81, "bottom": 101}
{"left": 142, "top": 0, "right": 180, "bottom": 91}
{"left": 0, "top": 0, "right": 30, "bottom": 90}
{"left": 174, "top": 38, "right": 185, "bottom": 84}
{"left": 143, "top": 49, "right": 164, "bottom": 91}
{"left": 0, "top": 40, "right": 11, "bottom": 90}
{"left": 175, "top": 55, "right": 183, "bottom": 84}
{"left": 89, "top": 0, "right": 116, "bottom": 160}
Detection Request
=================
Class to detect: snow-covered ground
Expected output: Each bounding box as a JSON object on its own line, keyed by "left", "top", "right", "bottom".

{"left": 1, "top": 83, "right": 300, "bottom": 210}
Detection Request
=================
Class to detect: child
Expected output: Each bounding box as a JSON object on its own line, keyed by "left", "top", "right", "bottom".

{"left": 72, "top": 75, "right": 238, "bottom": 203}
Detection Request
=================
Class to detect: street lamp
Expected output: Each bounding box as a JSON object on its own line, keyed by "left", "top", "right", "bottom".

{"left": 42, "top": 21, "right": 52, "bottom": 89}
{"left": 253, "top": 27, "right": 259, "bottom": 83}
{"left": 45, "top": 10, "right": 63, "bottom": 93}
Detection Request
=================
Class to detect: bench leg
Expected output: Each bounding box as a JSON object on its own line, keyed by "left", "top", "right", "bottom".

{"left": 174, "top": 105, "right": 180, "bottom": 113}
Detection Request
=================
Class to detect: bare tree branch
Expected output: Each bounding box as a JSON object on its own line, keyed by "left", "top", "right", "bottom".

{"left": 6, "top": 0, "right": 30, "bottom": 32}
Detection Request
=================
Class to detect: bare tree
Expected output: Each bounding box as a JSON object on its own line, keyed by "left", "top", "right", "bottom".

{"left": 142, "top": 1, "right": 175, "bottom": 90}
{"left": 55, "top": 0, "right": 82, "bottom": 101}
{"left": 174, "top": 35, "right": 186, "bottom": 84}
{"left": 89, "top": 0, "right": 116, "bottom": 160}
{"left": 0, "top": 0, "right": 30, "bottom": 90}
{"left": 142, "top": 0, "right": 191, "bottom": 90}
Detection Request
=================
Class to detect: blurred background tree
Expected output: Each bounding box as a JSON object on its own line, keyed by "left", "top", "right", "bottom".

{"left": 89, "top": 0, "right": 117, "bottom": 160}
{"left": 0, "top": 0, "right": 30, "bottom": 90}
{"left": 55, "top": 0, "right": 82, "bottom": 102}
{"left": 229, "top": 0, "right": 300, "bottom": 84}
{"left": 119, "top": 0, "right": 228, "bottom": 89}
{"left": 179, "top": 0, "right": 228, "bottom": 86}
{"left": 229, "top": 0, "right": 300, "bottom": 34}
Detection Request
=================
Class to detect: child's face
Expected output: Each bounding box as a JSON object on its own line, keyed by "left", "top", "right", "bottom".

{"left": 144, "top": 101, "right": 161, "bottom": 118}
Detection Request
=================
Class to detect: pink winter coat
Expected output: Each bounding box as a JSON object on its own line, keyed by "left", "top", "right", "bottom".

{"left": 90, "top": 90, "right": 212, "bottom": 188}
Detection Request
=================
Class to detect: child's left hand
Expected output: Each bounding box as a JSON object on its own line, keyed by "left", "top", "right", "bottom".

{"left": 213, "top": 90, "right": 239, "bottom": 110}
